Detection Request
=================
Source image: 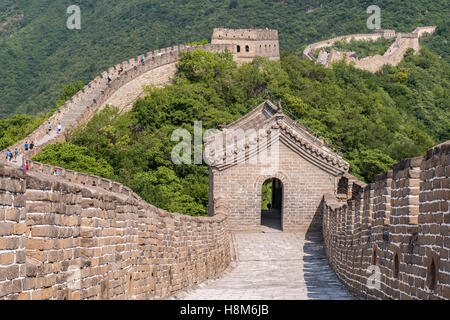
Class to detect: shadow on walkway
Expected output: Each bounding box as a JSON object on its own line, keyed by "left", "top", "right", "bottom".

{"left": 302, "top": 206, "right": 354, "bottom": 300}
{"left": 261, "top": 209, "right": 282, "bottom": 231}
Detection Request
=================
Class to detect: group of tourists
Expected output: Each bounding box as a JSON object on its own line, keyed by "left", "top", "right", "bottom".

{"left": 47, "top": 121, "right": 62, "bottom": 134}
{"left": 4, "top": 120, "right": 63, "bottom": 163}
{"left": 24, "top": 141, "right": 35, "bottom": 152}
{"left": 5, "top": 149, "right": 16, "bottom": 162}
{"left": 5, "top": 140, "right": 35, "bottom": 162}
{"left": 5, "top": 150, "right": 30, "bottom": 173}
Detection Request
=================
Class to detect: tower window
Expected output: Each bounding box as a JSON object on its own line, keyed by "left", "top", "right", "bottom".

{"left": 237, "top": 45, "right": 241, "bottom": 53}
{"left": 245, "top": 45, "right": 249, "bottom": 52}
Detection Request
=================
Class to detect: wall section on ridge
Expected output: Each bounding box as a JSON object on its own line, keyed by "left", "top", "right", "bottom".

{"left": 1, "top": 43, "right": 234, "bottom": 162}
{"left": 0, "top": 163, "right": 230, "bottom": 300}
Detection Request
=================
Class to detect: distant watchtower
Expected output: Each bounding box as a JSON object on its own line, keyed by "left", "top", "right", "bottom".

{"left": 211, "top": 28, "right": 280, "bottom": 64}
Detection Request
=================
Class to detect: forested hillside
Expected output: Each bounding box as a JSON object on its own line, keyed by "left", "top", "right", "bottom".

{"left": 0, "top": 0, "right": 448, "bottom": 118}
{"left": 33, "top": 49, "right": 450, "bottom": 216}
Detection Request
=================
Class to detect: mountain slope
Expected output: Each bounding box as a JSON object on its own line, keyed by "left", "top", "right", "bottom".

{"left": 0, "top": 0, "right": 448, "bottom": 118}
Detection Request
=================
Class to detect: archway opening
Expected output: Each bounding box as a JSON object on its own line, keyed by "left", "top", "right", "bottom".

{"left": 261, "top": 178, "right": 282, "bottom": 230}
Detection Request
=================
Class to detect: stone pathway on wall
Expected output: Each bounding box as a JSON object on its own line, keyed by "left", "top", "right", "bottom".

{"left": 175, "top": 231, "right": 355, "bottom": 300}
{"left": 10, "top": 129, "right": 63, "bottom": 167}
{"left": 5, "top": 61, "right": 177, "bottom": 170}
{"left": 101, "top": 63, "right": 177, "bottom": 113}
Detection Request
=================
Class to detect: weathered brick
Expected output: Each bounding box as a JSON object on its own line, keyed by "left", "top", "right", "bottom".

{"left": 0, "top": 252, "right": 15, "bottom": 266}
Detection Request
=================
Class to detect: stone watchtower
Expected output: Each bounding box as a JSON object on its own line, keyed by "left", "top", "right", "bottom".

{"left": 211, "top": 28, "right": 280, "bottom": 64}
{"left": 206, "top": 101, "right": 349, "bottom": 232}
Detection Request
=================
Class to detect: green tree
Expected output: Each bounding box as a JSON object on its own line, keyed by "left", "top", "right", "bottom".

{"left": 347, "top": 149, "right": 397, "bottom": 182}
{"left": 31, "top": 142, "right": 115, "bottom": 179}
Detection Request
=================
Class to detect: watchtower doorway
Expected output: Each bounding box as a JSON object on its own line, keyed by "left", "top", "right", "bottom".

{"left": 261, "top": 178, "right": 283, "bottom": 230}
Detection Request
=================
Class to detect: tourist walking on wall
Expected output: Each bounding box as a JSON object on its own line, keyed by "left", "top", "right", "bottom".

{"left": 14, "top": 148, "right": 18, "bottom": 160}
{"left": 6, "top": 150, "right": 12, "bottom": 162}
{"left": 47, "top": 121, "right": 52, "bottom": 134}
{"left": 25, "top": 161, "right": 29, "bottom": 172}
{"left": 30, "top": 141, "right": 34, "bottom": 150}
{"left": 57, "top": 123, "right": 62, "bottom": 134}
{"left": 140, "top": 55, "right": 145, "bottom": 64}
{"left": 25, "top": 141, "right": 29, "bottom": 151}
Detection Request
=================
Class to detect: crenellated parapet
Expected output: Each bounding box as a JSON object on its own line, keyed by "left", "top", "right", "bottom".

{"left": 211, "top": 28, "right": 280, "bottom": 64}
{"left": 0, "top": 161, "right": 231, "bottom": 300}
{"left": 323, "top": 140, "right": 450, "bottom": 299}
{"left": 303, "top": 26, "right": 436, "bottom": 73}
{"left": 0, "top": 42, "right": 234, "bottom": 164}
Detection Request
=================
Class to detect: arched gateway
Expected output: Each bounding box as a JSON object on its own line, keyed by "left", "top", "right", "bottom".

{"left": 207, "top": 101, "right": 349, "bottom": 232}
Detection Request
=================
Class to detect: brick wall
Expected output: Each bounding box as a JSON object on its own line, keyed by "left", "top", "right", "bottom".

{"left": 0, "top": 163, "right": 230, "bottom": 300}
{"left": 211, "top": 28, "right": 280, "bottom": 64}
{"left": 322, "top": 141, "right": 450, "bottom": 299}
{"left": 0, "top": 165, "right": 27, "bottom": 299}
{"left": 304, "top": 26, "right": 435, "bottom": 73}
{"left": 212, "top": 141, "right": 337, "bottom": 232}
{"left": 1, "top": 43, "right": 234, "bottom": 161}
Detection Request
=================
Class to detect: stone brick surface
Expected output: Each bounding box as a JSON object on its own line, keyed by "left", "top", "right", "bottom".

{"left": 209, "top": 101, "right": 348, "bottom": 232}
{"left": 322, "top": 141, "right": 450, "bottom": 300}
{"left": 303, "top": 26, "right": 436, "bottom": 73}
{"left": 0, "top": 163, "right": 230, "bottom": 300}
{"left": 176, "top": 232, "right": 354, "bottom": 300}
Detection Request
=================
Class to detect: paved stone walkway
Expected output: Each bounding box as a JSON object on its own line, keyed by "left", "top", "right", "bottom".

{"left": 177, "top": 231, "right": 354, "bottom": 300}
{"left": 101, "top": 63, "right": 176, "bottom": 113}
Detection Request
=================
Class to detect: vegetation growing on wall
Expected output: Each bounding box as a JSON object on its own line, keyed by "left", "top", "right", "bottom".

{"left": 33, "top": 48, "right": 449, "bottom": 215}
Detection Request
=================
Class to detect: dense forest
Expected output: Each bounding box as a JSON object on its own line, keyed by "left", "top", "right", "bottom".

{"left": 32, "top": 48, "right": 450, "bottom": 216}
{"left": 0, "top": 0, "right": 449, "bottom": 118}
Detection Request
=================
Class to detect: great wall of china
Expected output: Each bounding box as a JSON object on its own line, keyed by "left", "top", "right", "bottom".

{"left": 303, "top": 26, "right": 436, "bottom": 72}
{"left": 0, "top": 28, "right": 449, "bottom": 300}
{"left": 323, "top": 142, "right": 450, "bottom": 299}
{"left": 0, "top": 42, "right": 235, "bottom": 163}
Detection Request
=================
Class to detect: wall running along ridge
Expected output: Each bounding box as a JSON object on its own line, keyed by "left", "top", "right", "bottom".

{"left": 0, "top": 163, "right": 230, "bottom": 300}
{"left": 322, "top": 141, "right": 450, "bottom": 299}
{"left": 0, "top": 33, "right": 263, "bottom": 300}
{"left": 1, "top": 43, "right": 234, "bottom": 161}
{"left": 303, "top": 26, "right": 436, "bottom": 73}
